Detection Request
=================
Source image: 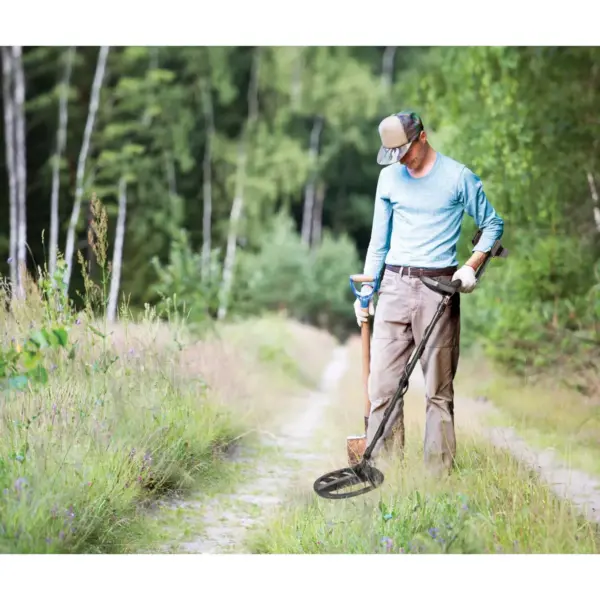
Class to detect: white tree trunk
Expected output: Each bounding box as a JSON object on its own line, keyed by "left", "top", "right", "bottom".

{"left": 49, "top": 46, "right": 75, "bottom": 277}
{"left": 587, "top": 172, "right": 600, "bottom": 233}
{"left": 301, "top": 115, "right": 323, "bottom": 246}
{"left": 381, "top": 46, "right": 397, "bottom": 93}
{"left": 201, "top": 77, "right": 214, "bottom": 282}
{"left": 1, "top": 48, "right": 18, "bottom": 291}
{"left": 107, "top": 176, "right": 127, "bottom": 323}
{"left": 291, "top": 47, "right": 304, "bottom": 111}
{"left": 217, "top": 48, "right": 260, "bottom": 321}
{"left": 63, "top": 45, "right": 109, "bottom": 293}
{"left": 311, "top": 181, "right": 326, "bottom": 249}
{"left": 12, "top": 46, "right": 27, "bottom": 298}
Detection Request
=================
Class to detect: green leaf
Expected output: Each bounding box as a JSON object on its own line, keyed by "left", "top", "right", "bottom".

{"left": 88, "top": 325, "right": 107, "bottom": 339}
{"left": 51, "top": 328, "right": 68, "bottom": 348}
{"left": 29, "top": 365, "right": 48, "bottom": 385}
{"left": 21, "top": 351, "right": 41, "bottom": 371}
{"left": 29, "top": 330, "right": 50, "bottom": 349}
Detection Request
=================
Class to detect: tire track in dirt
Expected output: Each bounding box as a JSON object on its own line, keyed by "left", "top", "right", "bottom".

{"left": 410, "top": 364, "right": 600, "bottom": 524}
{"left": 160, "top": 345, "right": 350, "bottom": 553}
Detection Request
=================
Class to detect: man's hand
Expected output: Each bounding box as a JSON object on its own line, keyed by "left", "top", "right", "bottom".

{"left": 354, "top": 285, "right": 375, "bottom": 327}
{"left": 452, "top": 265, "right": 477, "bottom": 293}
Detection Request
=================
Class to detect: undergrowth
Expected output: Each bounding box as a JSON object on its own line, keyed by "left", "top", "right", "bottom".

{"left": 247, "top": 436, "right": 600, "bottom": 554}
{"left": 0, "top": 197, "right": 306, "bottom": 554}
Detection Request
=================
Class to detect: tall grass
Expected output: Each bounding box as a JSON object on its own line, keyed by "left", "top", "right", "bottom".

{"left": 0, "top": 198, "right": 336, "bottom": 554}
{"left": 455, "top": 347, "right": 600, "bottom": 477}
{"left": 247, "top": 337, "right": 600, "bottom": 554}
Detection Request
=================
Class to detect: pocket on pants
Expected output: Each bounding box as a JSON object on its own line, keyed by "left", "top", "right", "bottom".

{"left": 373, "top": 278, "right": 412, "bottom": 341}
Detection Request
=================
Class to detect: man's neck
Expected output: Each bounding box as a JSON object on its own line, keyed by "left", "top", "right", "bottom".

{"left": 407, "top": 146, "right": 437, "bottom": 178}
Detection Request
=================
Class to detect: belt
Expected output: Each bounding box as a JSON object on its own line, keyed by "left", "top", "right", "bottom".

{"left": 385, "top": 264, "right": 457, "bottom": 278}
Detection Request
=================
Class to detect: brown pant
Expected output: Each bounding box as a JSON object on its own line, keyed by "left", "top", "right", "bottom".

{"left": 366, "top": 267, "right": 460, "bottom": 473}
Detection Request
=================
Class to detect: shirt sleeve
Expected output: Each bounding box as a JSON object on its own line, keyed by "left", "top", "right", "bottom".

{"left": 458, "top": 167, "right": 504, "bottom": 253}
{"left": 363, "top": 169, "right": 393, "bottom": 280}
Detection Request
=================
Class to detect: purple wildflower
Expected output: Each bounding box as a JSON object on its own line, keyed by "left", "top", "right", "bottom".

{"left": 7, "top": 257, "right": 12, "bottom": 264}
{"left": 381, "top": 536, "right": 393, "bottom": 552}
{"left": 428, "top": 527, "right": 439, "bottom": 539}
{"left": 14, "top": 477, "right": 27, "bottom": 493}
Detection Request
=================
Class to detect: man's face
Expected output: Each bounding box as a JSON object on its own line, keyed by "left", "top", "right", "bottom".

{"left": 400, "top": 132, "right": 426, "bottom": 169}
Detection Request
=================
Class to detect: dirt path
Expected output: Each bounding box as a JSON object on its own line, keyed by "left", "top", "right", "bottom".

{"left": 157, "top": 345, "right": 350, "bottom": 553}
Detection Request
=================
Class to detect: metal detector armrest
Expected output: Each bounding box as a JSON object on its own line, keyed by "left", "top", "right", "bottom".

{"left": 472, "top": 229, "right": 509, "bottom": 259}
{"left": 421, "top": 277, "right": 461, "bottom": 296}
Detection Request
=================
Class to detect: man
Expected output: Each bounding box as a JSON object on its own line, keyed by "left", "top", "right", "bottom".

{"left": 355, "top": 111, "right": 504, "bottom": 474}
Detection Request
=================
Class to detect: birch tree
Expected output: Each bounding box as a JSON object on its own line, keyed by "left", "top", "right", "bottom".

{"left": 301, "top": 115, "right": 324, "bottom": 246}
{"left": 217, "top": 47, "right": 261, "bottom": 321}
{"left": 12, "top": 47, "right": 27, "bottom": 297}
{"left": 200, "top": 77, "right": 214, "bottom": 282}
{"left": 106, "top": 176, "right": 127, "bottom": 322}
{"left": 587, "top": 172, "right": 600, "bottom": 233}
{"left": 311, "top": 181, "right": 326, "bottom": 248}
{"left": 381, "top": 46, "right": 397, "bottom": 95}
{"left": 63, "top": 45, "right": 109, "bottom": 293}
{"left": 49, "top": 46, "right": 75, "bottom": 277}
{"left": 1, "top": 47, "right": 18, "bottom": 292}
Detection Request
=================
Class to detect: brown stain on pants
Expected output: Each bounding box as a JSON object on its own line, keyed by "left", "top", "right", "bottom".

{"left": 366, "top": 267, "right": 460, "bottom": 473}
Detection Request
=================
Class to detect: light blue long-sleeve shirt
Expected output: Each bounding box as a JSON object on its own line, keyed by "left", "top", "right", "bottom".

{"left": 363, "top": 152, "right": 504, "bottom": 278}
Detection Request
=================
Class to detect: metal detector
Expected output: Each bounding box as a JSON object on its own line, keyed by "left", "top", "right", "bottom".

{"left": 313, "top": 230, "right": 508, "bottom": 500}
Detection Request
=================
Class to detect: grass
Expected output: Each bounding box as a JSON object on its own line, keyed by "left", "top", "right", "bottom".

{"left": 455, "top": 347, "right": 600, "bottom": 477}
{"left": 0, "top": 199, "right": 338, "bottom": 554}
{"left": 0, "top": 288, "right": 335, "bottom": 554}
{"left": 246, "top": 336, "right": 600, "bottom": 554}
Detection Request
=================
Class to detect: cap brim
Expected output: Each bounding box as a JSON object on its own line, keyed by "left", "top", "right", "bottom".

{"left": 376, "top": 141, "right": 413, "bottom": 165}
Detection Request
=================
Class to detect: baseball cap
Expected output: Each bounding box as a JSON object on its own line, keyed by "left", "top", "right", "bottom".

{"left": 376, "top": 112, "right": 424, "bottom": 165}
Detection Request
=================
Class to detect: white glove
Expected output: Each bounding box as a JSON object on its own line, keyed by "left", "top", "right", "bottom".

{"left": 452, "top": 265, "right": 477, "bottom": 293}
{"left": 354, "top": 285, "right": 375, "bottom": 327}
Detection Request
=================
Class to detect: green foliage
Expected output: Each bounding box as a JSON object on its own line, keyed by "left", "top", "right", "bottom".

{"left": 3, "top": 45, "right": 600, "bottom": 386}
{"left": 232, "top": 212, "right": 361, "bottom": 338}
{"left": 0, "top": 326, "right": 68, "bottom": 391}
{"left": 459, "top": 232, "right": 598, "bottom": 375}
{"left": 150, "top": 229, "right": 221, "bottom": 327}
